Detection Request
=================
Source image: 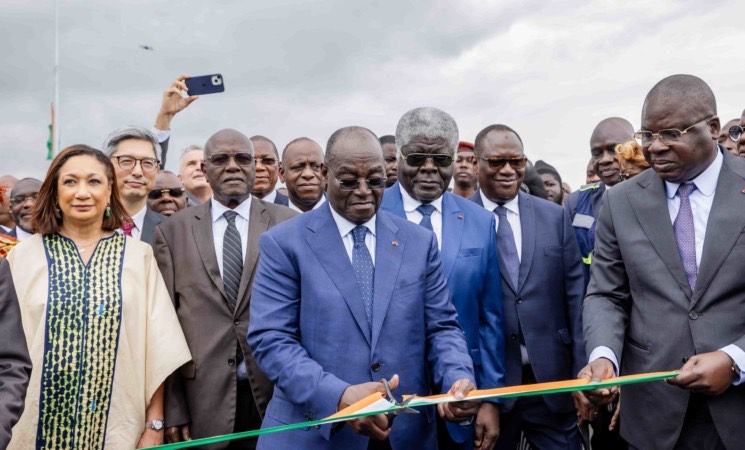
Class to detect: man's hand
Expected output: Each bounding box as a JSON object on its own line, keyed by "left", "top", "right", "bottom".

{"left": 437, "top": 378, "right": 480, "bottom": 422}
{"left": 577, "top": 358, "right": 618, "bottom": 406}
{"left": 165, "top": 424, "right": 191, "bottom": 443}
{"left": 667, "top": 351, "right": 736, "bottom": 395}
{"left": 154, "top": 75, "right": 198, "bottom": 131}
{"left": 609, "top": 392, "right": 621, "bottom": 432}
{"left": 338, "top": 374, "right": 399, "bottom": 440}
{"left": 473, "top": 401, "right": 499, "bottom": 450}
{"left": 571, "top": 391, "right": 597, "bottom": 425}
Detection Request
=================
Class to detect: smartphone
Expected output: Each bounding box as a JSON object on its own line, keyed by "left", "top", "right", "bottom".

{"left": 185, "top": 74, "right": 225, "bottom": 95}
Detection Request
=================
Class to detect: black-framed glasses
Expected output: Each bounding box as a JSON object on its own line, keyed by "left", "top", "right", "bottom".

{"left": 401, "top": 153, "right": 454, "bottom": 167}
{"left": 148, "top": 188, "right": 186, "bottom": 200}
{"left": 208, "top": 152, "right": 254, "bottom": 166}
{"left": 10, "top": 193, "right": 38, "bottom": 206}
{"left": 729, "top": 125, "right": 745, "bottom": 142}
{"left": 112, "top": 155, "right": 160, "bottom": 173}
{"left": 255, "top": 156, "right": 278, "bottom": 166}
{"left": 478, "top": 156, "right": 528, "bottom": 170}
{"left": 634, "top": 116, "right": 713, "bottom": 146}
{"left": 330, "top": 171, "right": 387, "bottom": 191}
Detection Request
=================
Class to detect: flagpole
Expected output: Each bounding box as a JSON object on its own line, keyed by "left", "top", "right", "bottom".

{"left": 53, "top": 0, "right": 60, "bottom": 154}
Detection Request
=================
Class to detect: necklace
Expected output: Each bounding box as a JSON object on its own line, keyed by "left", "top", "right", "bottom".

{"left": 74, "top": 235, "right": 103, "bottom": 253}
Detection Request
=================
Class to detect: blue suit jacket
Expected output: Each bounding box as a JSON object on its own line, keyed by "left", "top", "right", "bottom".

{"left": 469, "top": 191, "right": 585, "bottom": 413}
{"left": 273, "top": 191, "right": 289, "bottom": 206}
{"left": 248, "top": 203, "right": 474, "bottom": 450}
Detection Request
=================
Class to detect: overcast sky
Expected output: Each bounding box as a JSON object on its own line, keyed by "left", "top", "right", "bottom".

{"left": 1, "top": 0, "right": 743, "bottom": 188}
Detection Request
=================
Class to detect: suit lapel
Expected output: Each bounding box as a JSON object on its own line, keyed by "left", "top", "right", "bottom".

{"left": 306, "top": 204, "right": 372, "bottom": 346}
{"left": 692, "top": 154, "right": 745, "bottom": 306}
{"left": 191, "top": 202, "right": 227, "bottom": 298}
{"left": 440, "top": 193, "right": 463, "bottom": 280}
{"left": 370, "top": 213, "right": 403, "bottom": 351}
{"left": 517, "top": 192, "right": 535, "bottom": 292}
{"left": 235, "top": 200, "right": 270, "bottom": 314}
{"left": 382, "top": 183, "right": 407, "bottom": 219}
{"left": 626, "top": 174, "right": 692, "bottom": 298}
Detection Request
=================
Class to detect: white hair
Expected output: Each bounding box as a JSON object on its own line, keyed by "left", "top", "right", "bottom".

{"left": 102, "top": 126, "right": 162, "bottom": 160}
{"left": 395, "top": 107, "right": 459, "bottom": 154}
{"left": 179, "top": 144, "right": 205, "bottom": 163}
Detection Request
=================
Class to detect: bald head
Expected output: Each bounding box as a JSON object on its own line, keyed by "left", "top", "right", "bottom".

{"left": 204, "top": 129, "right": 254, "bottom": 158}
{"left": 282, "top": 137, "right": 323, "bottom": 166}
{"left": 589, "top": 118, "right": 634, "bottom": 187}
{"left": 590, "top": 118, "right": 635, "bottom": 146}
{"left": 325, "top": 126, "right": 382, "bottom": 168}
{"left": 643, "top": 74, "right": 717, "bottom": 122}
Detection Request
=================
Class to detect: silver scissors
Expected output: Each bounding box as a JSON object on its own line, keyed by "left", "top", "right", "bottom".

{"left": 379, "top": 378, "right": 418, "bottom": 424}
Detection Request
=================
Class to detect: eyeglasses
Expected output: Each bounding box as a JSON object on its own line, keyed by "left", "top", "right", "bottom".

{"left": 331, "top": 171, "right": 387, "bottom": 191}
{"left": 477, "top": 156, "right": 528, "bottom": 170}
{"left": 729, "top": 125, "right": 745, "bottom": 142}
{"left": 255, "top": 157, "right": 278, "bottom": 166}
{"left": 207, "top": 152, "right": 254, "bottom": 166}
{"left": 10, "top": 193, "right": 38, "bottom": 206}
{"left": 401, "top": 153, "right": 454, "bottom": 167}
{"left": 112, "top": 155, "right": 160, "bottom": 173}
{"left": 634, "top": 116, "right": 713, "bottom": 147}
{"left": 148, "top": 188, "right": 186, "bottom": 200}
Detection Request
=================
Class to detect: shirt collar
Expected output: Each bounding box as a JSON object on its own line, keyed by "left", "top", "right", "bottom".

{"left": 289, "top": 195, "right": 326, "bottom": 213}
{"left": 211, "top": 196, "right": 252, "bottom": 222}
{"left": 262, "top": 189, "right": 277, "bottom": 203}
{"left": 399, "top": 183, "right": 443, "bottom": 213}
{"left": 131, "top": 205, "right": 148, "bottom": 231}
{"left": 664, "top": 147, "right": 723, "bottom": 199}
{"left": 480, "top": 190, "right": 520, "bottom": 215}
{"left": 329, "top": 204, "right": 376, "bottom": 239}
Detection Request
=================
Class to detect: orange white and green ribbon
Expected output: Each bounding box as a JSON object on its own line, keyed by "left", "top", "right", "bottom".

{"left": 146, "top": 371, "right": 678, "bottom": 449}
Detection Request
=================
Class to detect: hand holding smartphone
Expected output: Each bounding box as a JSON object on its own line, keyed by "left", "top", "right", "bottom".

{"left": 185, "top": 74, "right": 225, "bottom": 96}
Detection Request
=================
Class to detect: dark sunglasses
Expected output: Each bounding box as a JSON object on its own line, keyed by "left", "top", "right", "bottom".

{"left": 729, "top": 125, "right": 745, "bottom": 142}
{"left": 402, "top": 153, "right": 454, "bottom": 167}
{"left": 148, "top": 188, "right": 186, "bottom": 200}
{"left": 208, "top": 152, "right": 254, "bottom": 166}
{"left": 331, "top": 170, "right": 388, "bottom": 191}
{"left": 478, "top": 156, "right": 528, "bottom": 170}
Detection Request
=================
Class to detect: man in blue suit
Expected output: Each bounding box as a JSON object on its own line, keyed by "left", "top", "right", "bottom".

{"left": 469, "top": 124, "right": 586, "bottom": 449}
{"left": 380, "top": 107, "right": 505, "bottom": 450}
{"left": 248, "top": 126, "right": 479, "bottom": 450}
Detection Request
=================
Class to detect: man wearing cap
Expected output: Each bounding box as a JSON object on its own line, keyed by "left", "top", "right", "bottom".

{"left": 452, "top": 142, "right": 479, "bottom": 199}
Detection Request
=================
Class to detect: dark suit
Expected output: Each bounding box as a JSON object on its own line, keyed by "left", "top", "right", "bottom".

{"left": 0, "top": 257, "right": 32, "bottom": 448}
{"left": 159, "top": 136, "right": 170, "bottom": 170}
{"left": 248, "top": 203, "right": 474, "bottom": 450}
{"left": 381, "top": 184, "right": 505, "bottom": 447}
{"left": 273, "top": 191, "right": 289, "bottom": 206}
{"left": 470, "top": 191, "right": 585, "bottom": 449}
{"left": 153, "top": 199, "right": 297, "bottom": 447}
{"left": 141, "top": 208, "right": 166, "bottom": 245}
{"left": 583, "top": 148, "right": 745, "bottom": 449}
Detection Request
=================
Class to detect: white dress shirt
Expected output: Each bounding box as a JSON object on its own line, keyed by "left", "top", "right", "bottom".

{"left": 15, "top": 227, "right": 34, "bottom": 242}
{"left": 289, "top": 195, "right": 326, "bottom": 214}
{"left": 330, "top": 206, "right": 376, "bottom": 265}
{"left": 589, "top": 149, "right": 745, "bottom": 384}
{"left": 400, "top": 184, "right": 443, "bottom": 250}
{"left": 261, "top": 189, "right": 278, "bottom": 203}
{"left": 480, "top": 191, "right": 522, "bottom": 261}
{"left": 211, "top": 197, "right": 251, "bottom": 278}
{"left": 127, "top": 206, "right": 148, "bottom": 241}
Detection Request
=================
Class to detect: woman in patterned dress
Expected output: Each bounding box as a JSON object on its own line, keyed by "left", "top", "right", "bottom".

{"left": 7, "top": 145, "right": 192, "bottom": 449}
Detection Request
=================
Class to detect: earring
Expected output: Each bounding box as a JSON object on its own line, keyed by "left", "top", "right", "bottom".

{"left": 104, "top": 205, "right": 111, "bottom": 218}
{"left": 54, "top": 204, "right": 62, "bottom": 219}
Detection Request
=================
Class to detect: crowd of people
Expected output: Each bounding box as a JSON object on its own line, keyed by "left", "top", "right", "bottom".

{"left": 0, "top": 73, "right": 744, "bottom": 450}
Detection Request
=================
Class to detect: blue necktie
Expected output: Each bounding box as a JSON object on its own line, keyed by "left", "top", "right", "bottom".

{"left": 351, "top": 225, "right": 374, "bottom": 327}
{"left": 494, "top": 206, "right": 520, "bottom": 288}
{"left": 417, "top": 204, "right": 436, "bottom": 231}
{"left": 673, "top": 184, "right": 697, "bottom": 291}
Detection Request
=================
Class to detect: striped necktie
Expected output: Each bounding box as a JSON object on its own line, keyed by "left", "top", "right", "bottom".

{"left": 222, "top": 210, "right": 243, "bottom": 309}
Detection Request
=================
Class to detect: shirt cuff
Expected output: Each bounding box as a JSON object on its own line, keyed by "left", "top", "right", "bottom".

{"left": 720, "top": 344, "right": 745, "bottom": 385}
{"left": 588, "top": 346, "right": 619, "bottom": 377}
{"left": 152, "top": 127, "right": 170, "bottom": 143}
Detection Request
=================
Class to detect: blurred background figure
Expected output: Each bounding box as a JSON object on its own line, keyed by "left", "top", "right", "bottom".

{"left": 379, "top": 134, "right": 399, "bottom": 187}
{"left": 147, "top": 171, "right": 188, "bottom": 217}
{"left": 178, "top": 145, "right": 213, "bottom": 205}
{"left": 0, "top": 184, "right": 19, "bottom": 257}
{"left": 250, "top": 135, "right": 288, "bottom": 205}
{"left": 279, "top": 137, "right": 327, "bottom": 213}
{"left": 585, "top": 159, "right": 601, "bottom": 184}
{"left": 562, "top": 182, "right": 572, "bottom": 200}
{"left": 0, "top": 176, "right": 17, "bottom": 234}
{"left": 615, "top": 140, "right": 650, "bottom": 181}
{"left": 452, "top": 141, "right": 479, "bottom": 199}
{"left": 729, "top": 110, "right": 745, "bottom": 158}
{"left": 8, "top": 178, "right": 42, "bottom": 241}
{"left": 718, "top": 118, "right": 740, "bottom": 155}
{"left": 534, "top": 160, "right": 564, "bottom": 205}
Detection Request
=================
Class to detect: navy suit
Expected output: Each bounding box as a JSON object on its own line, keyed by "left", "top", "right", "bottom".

{"left": 248, "top": 203, "right": 474, "bottom": 450}
{"left": 273, "top": 191, "right": 289, "bottom": 206}
{"left": 381, "top": 184, "right": 505, "bottom": 446}
{"left": 470, "top": 191, "right": 585, "bottom": 448}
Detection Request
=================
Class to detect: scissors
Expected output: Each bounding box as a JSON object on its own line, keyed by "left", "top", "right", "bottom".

{"left": 379, "top": 378, "right": 419, "bottom": 424}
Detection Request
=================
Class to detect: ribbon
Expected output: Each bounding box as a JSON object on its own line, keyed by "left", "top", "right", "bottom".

{"left": 146, "top": 371, "right": 677, "bottom": 449}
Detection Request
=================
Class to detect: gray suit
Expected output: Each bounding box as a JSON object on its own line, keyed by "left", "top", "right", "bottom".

{"left": 153, "top": 198, "right": 297, "bottom": 446}
{"left": 583, "top": 148, "right": 745, "bottom": 449}
{"left": 141, "top": 208, "right": 166, "bottom": 245}
{"left": 0, "top": 257, "right": 32, "bottom": 448}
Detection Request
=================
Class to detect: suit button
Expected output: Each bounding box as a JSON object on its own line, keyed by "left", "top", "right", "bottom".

{"left": 511, "top": 333, "right": 518, "bottom": 341}
{"left": 228, "top": 358, "right": 236, "bottom": 366}
{"left": 515, "top": 297, "right": 522, "bottom": 304}
{"left": 689, "top": 311, "right": 699, "bottom": 320}
{"left": 234, "top": 320, "right": 240, "bottom": 325}
{"left": 371, "top": 362, "right": 381, "bottom": 372}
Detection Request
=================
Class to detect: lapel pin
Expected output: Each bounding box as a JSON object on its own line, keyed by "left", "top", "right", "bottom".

{"left": 457, "top": 214, "right": 464, "bottom": 220}
{"left": 392, "top": 241, "right": 399, "bottom": 247}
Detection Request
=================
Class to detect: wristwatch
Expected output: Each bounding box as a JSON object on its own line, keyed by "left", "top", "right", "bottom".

{"left": 145, "top": 419, "right": 165, "bottom": 431}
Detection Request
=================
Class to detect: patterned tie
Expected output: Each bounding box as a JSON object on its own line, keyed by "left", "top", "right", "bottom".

{"left": 222, "top": 211, "right": 243, "bottom": 309}
{"left": 673, "top": 183, "right": 697, "bottom": 291}
{"left": 121, "top": 221, "right": 135, "bottom": 237}
{"left": 416, "top": 204, "right": 436, "bottom": 231}
{"left": 351, "top": 225, "right": 374, "bottom": 328}
{"left": 494, "top": 206, "right": 520, "bottom": 288}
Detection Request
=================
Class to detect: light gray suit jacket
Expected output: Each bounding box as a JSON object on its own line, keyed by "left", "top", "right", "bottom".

{"left": 153, "top": 198, "right": 297, "bottom": 446}
{"left": 583, "top": 148, "right": 745, "bottom": 449}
